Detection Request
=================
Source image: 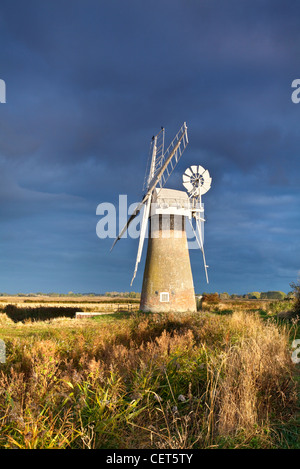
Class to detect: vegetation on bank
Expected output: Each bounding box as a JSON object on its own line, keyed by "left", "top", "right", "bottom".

{"left": 0, "top": 301, "right": 299, "bottom": 449}
{"left": 0, "top": 288, "right": 296, "bottom": 301}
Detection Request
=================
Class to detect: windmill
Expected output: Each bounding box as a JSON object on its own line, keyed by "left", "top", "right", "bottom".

{"left": 111, "top": 123, "right": 212, "bottom": 312}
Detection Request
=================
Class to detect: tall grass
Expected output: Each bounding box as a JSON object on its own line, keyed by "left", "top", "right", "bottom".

{"left": 0, "top": 309, "right": 298, "bottom": 449}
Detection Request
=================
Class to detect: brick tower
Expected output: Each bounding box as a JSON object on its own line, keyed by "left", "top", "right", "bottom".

{"left": 140, "top": 188, "right": 196, "bottom": 313}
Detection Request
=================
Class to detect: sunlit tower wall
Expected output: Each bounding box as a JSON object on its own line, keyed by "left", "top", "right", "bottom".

{"left": 140, "top": 188, "right": 196, "bottom": 313}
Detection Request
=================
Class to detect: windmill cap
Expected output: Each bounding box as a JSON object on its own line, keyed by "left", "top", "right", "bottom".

{"left": 153, "top": 188, "right": 189, "bottom": 203}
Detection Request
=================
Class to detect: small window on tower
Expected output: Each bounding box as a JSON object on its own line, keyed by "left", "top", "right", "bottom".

{"left": 160, "top": 292, "right": 169, "bottom": 302}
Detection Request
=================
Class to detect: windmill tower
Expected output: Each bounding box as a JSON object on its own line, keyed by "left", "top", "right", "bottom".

{"left": 111, "top": 123, "right": 212, "bottom": 312}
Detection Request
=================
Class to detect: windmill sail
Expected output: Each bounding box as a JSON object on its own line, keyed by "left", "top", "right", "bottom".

{"left": 143, "top": 127, "right": 165, "bottom": 193}
{"left": 147, "top": 122, "right": 188, "bottom": 192}
{"left": 183, "top": 164, "right": 212, "bottom": 284}
{"left": 110, "top": 200, "right": 144, "bottom": 251}
{"left": 111, "top": 123, "right": 189, "bottom": 253}
{"left": 130, "top": 194, "right": 152, "bottom": 285}
{"left": 187, "top": 214, "right": 209, "bottom": 284}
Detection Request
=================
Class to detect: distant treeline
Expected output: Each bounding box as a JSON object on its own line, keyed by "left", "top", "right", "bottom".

{"left": 0, "top": 291, "right": 141, "bottom": 298}
{"left": 0, "top": 291, "right": 294, "bottom": 300}
{"left": 200, "top": 291, "right": 294, "bottom": 300}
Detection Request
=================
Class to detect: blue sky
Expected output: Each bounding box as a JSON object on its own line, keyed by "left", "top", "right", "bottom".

{"left": 0, "top": 0, "right": 299, "bottom": 295}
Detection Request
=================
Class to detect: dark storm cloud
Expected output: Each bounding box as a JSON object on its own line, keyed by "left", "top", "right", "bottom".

{"left": 0, "top": 0, "right": 299, "bottom": 293}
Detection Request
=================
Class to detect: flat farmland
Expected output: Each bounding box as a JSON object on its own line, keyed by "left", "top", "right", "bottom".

{"left": 0, "top": 296, "right": 140, "bottom": 313}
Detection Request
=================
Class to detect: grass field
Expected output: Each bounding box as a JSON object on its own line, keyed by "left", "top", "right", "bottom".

{"left": 0, "top": 297, "right": 299, "bottom": 449}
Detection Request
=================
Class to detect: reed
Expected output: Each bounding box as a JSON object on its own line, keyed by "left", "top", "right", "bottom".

{"left": 0, "top": 308, "right": 298, "bottom": 449}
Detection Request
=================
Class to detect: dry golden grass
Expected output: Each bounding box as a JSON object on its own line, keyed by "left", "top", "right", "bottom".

{"left": 0, "top": 308, "right": 298, "bottom": 449}
{"left": 217, "top": 312, "right": 296, "bottom": 434}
